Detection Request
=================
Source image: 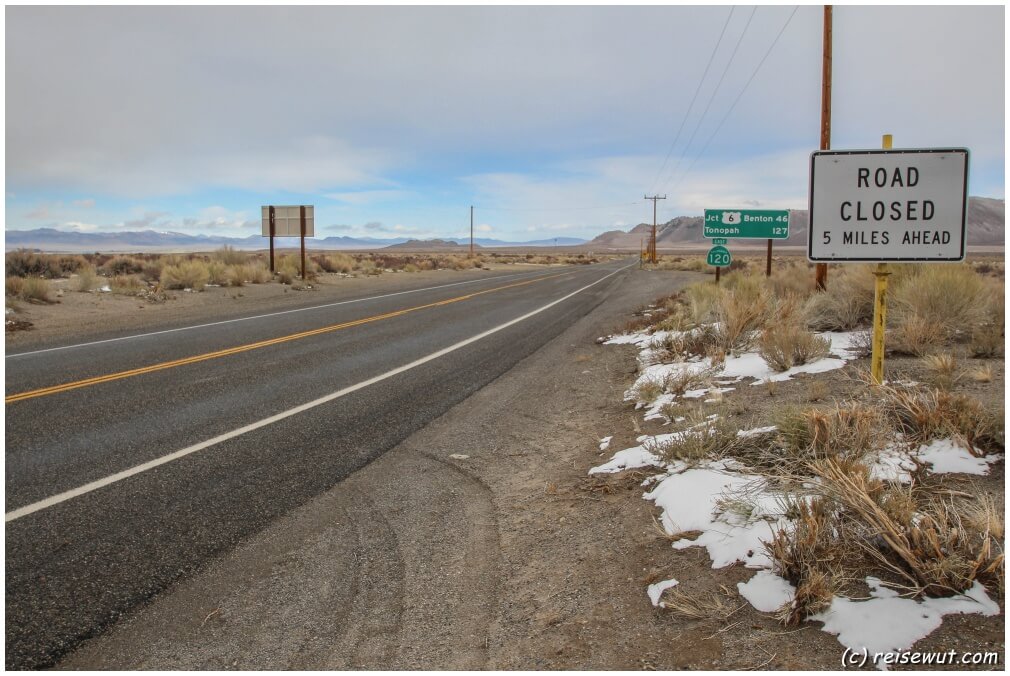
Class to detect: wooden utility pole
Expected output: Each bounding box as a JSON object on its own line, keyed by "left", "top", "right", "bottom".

{"left": 299, "top": 205, "right": 307, "bottom": 280}
{"left": 470, "top": 205, "right": 474, "bottom": 258}
{"left": 815, "top": 4, "right": 832, "bottom": 290}
{"left": 268, "top": 205, "right": 276, "bottom": 272}
{"left": 644, "top": 195, "right": 666, "bottom": 264}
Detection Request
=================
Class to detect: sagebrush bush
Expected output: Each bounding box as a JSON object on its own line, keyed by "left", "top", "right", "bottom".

{"left": 160, "top": 260, "right": 210, "bottom": 290}
{"left": 759, "top": 325, "right": 831, "bottom": 372}
{"left": 804, "top": 266, "right": 876, "bottom": 330}
{"left": 74, "top": 265, "right": 99, "bottom": 292}
{"left": 102, "top": 256, "right": 144, "bottom": 276}
{"left": 213, "top": 245, "right": 247, "bottom": 266}
{"left": 6, "top": 250, "right": 86, "bottom": 278}
{"left": 891, "top": 264, "right": 990, "bottom": 337}
{"left": 110, "top": 275, "right": 145, "bottom": 295}
{"left": 9, "top": 276, "right": 54, "bottom": 303}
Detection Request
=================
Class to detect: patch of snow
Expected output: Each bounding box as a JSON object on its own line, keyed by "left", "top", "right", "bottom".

{"left": 98, "top": 285, "right": 111, "bottom": 292}
{"left": 647, "top": 578, "right": 679, "bottom": 607}
{"left": 598, "top": 436, "right": 613, "bottom": 452}
{"left": 869, "top": 445, "right": 917, "bottom": 483}
{"left": 589, "top": 445, "right": 662, "bottom": 475}
{"left": 737, "top": 425, "right": 778, "bottom": 438}
{"left": 645, "top": 460, "right": 787, "bottom": 568}
{"left": 738, "top": 570, "right": 795, "bottom": 612}
{"left": 811, "top": 578, "right": 1000, "bottom": 662}
{"left": 448, "top": 453, "right": 469, "bottom": 460}
{"left": 914, "top": 438, "right": 997, "bottom": 475}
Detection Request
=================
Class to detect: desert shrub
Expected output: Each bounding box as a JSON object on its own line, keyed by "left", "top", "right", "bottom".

{"left": 3, "top": 250, "right": 83, "bottom": 278}
{"left": 74, "top": 265, "right": 100, "bottom": 292}
{"left": 628, "top": 378, "right": 663, "bottom": 405}
{"left": 160, "top": 260, "right": 210, "bottom": 290}
{"left": 8, "top": 276, "right": 53, "bottom": 303}
{"left": 356, "top": 259, "right": 380, "bottom": 276}
{"left": 315, "top": 253, "right": 355, "bottom": 274}
{"left": 6, "top": 275, "right": 25, "bottom": 297}
{"left": 880, "top": 385, "right": 1003, "bottom": 455}
{"left": 713, "top": 279, "right": 770, "bottom": 352}
{"left": 244, "top": 263, "right": 272, "bottom": 284}
{"left": 891, "top": 264, "right": 989, "bottom": 338}
{"left": 213, "top": 245, "right": 247, "bottom": 266}
{"left": 766, "top": 497, "right": 840, "bottom": 624}
{"left": 889, "top": 315, "right": 947, "bottom": 356}
{"left": 140, "top": 260, "right": 164, "bottom": 283}
{"left": 652, "top": 418, "right": 740, "bottom": 465}
{"left": 206, "top": 260, "right": 230, "bottom": 286}
{"left": 683, "top": 282, "right": 723, "bottom": 325}
{"left": 921, "top": 353, "right": 961, "bottom": 390}
{"left": 403, "top": 263, "right": 420, "bottom": 273}
{"left": 759, "top": 325, "right": 831, "bottom": 372}
{"left": 110, "top": 275, "right": 145, "bottom": 295}
{"left": 969, "top": 282, "right": 1004, "bottom": 357}
{"left": 102, "top": 255, "right": 145, "bottom": 276}
{"left": 804, "top": 266, "right": 876, "bottom": 330}
{"left": 767, "top": 268, "right": 816, "bottom": 300}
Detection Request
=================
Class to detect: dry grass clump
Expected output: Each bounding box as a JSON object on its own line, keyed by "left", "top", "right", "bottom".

{"left": 213, "top": 245, "right": 247, "bottom": 266}
{"left": 889, "top": 315, "right": 946, "bottom": 356}
{"left": 758, "top": 324, "right": 831, "bottom": 372}
{"left": 160, "top": 260, "right": 210, "bottom": 290}
{"left": 969, "top": 364, "right": 993, "bottom": 383}
{"left": 921, "top": 352, "right": 961, "bottom": 390}
{"left": 314, "top": 253, "right": 355, "bottom": 274}
{"left": 5, "top": 275, "right": 25, "bottom": 297}
{"left": 767, "top": 403, "right": 882, "bottom": 472}
{"left": 969, "top": 284, "right": 1004, "bottom": 358}
{"left": 891, "top": 264, "right": 990, "bottom": 339}
{"left": 804, "top": 266, "right": 876, "bottom": 330}
{"left": 652, "top": 418, "right": 740, "bottom": 465}
{"left": 101, "top": 255, "right": 145, "bottom": 276}
{"left": 767, "top": 497, "right": 842, "bottom": 624}
{"left": 109, "top": 275, "right": 146, "bottom": 295}
{"left": 712, "top": 275, "right": 770, "bottom": 352}
{"left": 629, "top": 378, "right": 663, "bottom": 405}
{"left": 74, "top": 265, "right": 100, "bottom": 292}
{"left": 811, "top": 459, "right": 1004, "bottom": 598}
{"left": 658, "top": 588, "right": 737, "bottom": 620}
{"left": 879, "top": 385, "right": 1003, "bottom": 456}
{"left": 6, "top": 275, "right": 54, "bottom": 303}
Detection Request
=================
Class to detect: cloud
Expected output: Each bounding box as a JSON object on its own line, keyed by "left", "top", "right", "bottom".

{"left": 324, "top": 189, "right": 412, "bottom": 205}
{"left": 26, "top": 204, "right": 51, "bottom": 219}
{"left": 72, "top": 198, "right": 96, "bottom": 208}
{"left": 363, "top": 221, "right": 386, "bottom": 231}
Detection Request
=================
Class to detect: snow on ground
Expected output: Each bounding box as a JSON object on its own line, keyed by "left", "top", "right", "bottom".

{"left": 598, "top": 436, "right": 612, "bottom": 452}
{"left": 644, "top": 460, "right": 787, "bottom": 569}
{"left": 870, "top": 438, "right": 1001, "bottom": 482}
{"left": 914, "top": 438, "right": 1001, "bottom": 475}
{"left": 811, "top": 578, "right": 1000, "bottom": 665}
{"left": 613, "top": 329, "right": 863, "bottom": 423}
{"left": 647, "top": 578, "right": 679, "bottom": 607}
{"left": 598, "top": 325, "right": 1002, "bottom": 655}
{"left": 737, "top": 570, "right": 796, "bottom": 612}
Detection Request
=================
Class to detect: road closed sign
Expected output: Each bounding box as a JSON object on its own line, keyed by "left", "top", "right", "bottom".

{"left": 808, "top": 148, "right": 968, "bottom": 261}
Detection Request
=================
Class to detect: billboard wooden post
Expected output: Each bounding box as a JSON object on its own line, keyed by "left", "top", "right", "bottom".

{"left": 300, "top": 205, "right": 307, "bottom": 280}
{"left": 268, "top": 206, "right": 276, "bottom": 273}
{"left": 766, "top": 238, "right": 773, "bottom": 277}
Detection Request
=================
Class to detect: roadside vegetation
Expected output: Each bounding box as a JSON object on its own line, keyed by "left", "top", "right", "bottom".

{"left": 597, "top": 256, "right": 1004, "bottom": 639}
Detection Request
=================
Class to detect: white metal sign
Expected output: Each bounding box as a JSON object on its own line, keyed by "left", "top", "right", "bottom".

{"left": 808, "top": 149, "right": 968, "bottom": 262}
{"left": 261, "top": 205, "right": 314, "bottom": 237}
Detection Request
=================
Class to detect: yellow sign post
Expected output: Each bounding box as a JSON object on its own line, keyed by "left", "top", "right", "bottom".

{"left": 870, "top": 134, "right": 893, "bottom": 385}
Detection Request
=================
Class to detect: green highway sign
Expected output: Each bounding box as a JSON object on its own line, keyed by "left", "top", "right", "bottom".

{"left": 707, "top": 245, "right": 731, "bottom": 267}
{"left": 711, "top": 238, "right": 728, "bottom": 245}
{"left": 704, "top": 209, "right": 790, "bottom": 239}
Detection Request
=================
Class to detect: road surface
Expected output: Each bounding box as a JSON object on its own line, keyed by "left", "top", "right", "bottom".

{"left": 6, "top": 259, "right": 641, "bottom": 669}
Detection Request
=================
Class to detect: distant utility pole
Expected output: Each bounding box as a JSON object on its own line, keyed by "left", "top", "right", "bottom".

{"left": 470, "top": 205, "right": 474, "bottom": 258}
{"left": 815, "top": 4, "right": 833, "bottom": 290}
{"left": 644, "top": 195, "right": 666, "bottom": 264}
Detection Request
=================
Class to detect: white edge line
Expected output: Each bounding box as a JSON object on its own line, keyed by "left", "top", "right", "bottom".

{"left": 4, "top": 268, "right": 556, "bottom": 359}
{"left": 6, "top": 262, "right": 634, "bottom": 522}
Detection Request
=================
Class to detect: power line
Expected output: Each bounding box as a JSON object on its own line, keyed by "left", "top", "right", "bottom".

{"left": 666, "top": 6, "right": 800, "bottom": 194}
{"left": 656, "top": 6, "right": 758, "bottom": 191}
{"left": 475, "top": 201, "right": 640, "bottom": 213}
{"left": 648, "top": 7, "right": 735, "bottom": 194}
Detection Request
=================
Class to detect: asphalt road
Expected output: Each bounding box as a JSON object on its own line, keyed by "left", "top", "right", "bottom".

{"left": 5, "top": 258, "right": 637, "bottom": 669}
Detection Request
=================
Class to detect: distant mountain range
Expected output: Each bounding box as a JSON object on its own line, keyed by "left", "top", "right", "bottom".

{"left": 2, "top": 228, "right": 588, "bottom": 253}
{"left": 588, "top": 197, "right": 1004, "bottom": 249}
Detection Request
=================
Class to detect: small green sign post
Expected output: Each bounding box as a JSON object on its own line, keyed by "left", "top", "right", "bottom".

{"left": 704, "top": 208, "right": 789, "bottom": 278}
{"left": 707, "top": 245, "right": 731, "bottom": 267}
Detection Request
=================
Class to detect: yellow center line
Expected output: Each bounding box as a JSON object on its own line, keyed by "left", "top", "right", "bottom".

{"left": 6, "top": 272, "right": 569, "bottom": 404}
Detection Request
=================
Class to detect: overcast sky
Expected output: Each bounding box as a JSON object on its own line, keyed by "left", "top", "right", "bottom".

{"left": 5, "top": 4, "right": 1005, "bottom": 241}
